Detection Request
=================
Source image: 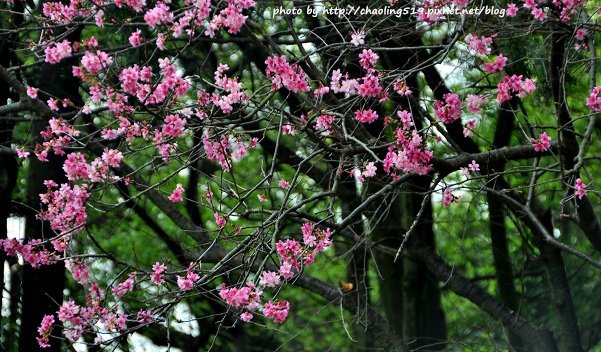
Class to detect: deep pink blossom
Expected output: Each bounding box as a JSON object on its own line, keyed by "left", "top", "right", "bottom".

{"left": 358, "top": 49, "right": 378, "bottom": 71}
{"left": 151, "top": 262, "right": 166, "bottom": 284}
{"left": 112, "top": 274, "right": 136, "bottom": 297}
{"left": 575, "top": 178, "right": 587, "bottom": 199}
{"left": 263, "top": 300, "right": 290, "bottom": 323}
{"left": 531, "top": 132, "right": 552, "bottom": 152}
{"left": 37, "top": 315, "right": 55, "bottom": 348}
{"left": 265, "top": 56, "right": 310, "bottom": 93}
{"left": 354, "top": 109, "right": 379, "bottom": 124}
{"left": 586, "top": 86, "right": 601, "bottom": 112}
{"left": 434, "top": 93, "right": 462, "bottom": 124}
{"left": 177, "top": 266, "right": 199, "bottom": 291}
{"left": 506, "top": 3, "right": 518, "bottom": 16}
{"left": 168, "top": 183, "right": 185, "bottom": 202}
{"left": 44, "top": 40, "right": 72, "bottom": 64}
{"left": 483, "top": 54, "right": 508, "bottom": 73}
{"left": 129, "top": 29, "right": 143, "bottom": 46}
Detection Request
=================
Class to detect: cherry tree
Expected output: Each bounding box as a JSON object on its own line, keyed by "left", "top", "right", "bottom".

{"left": 1, "top": 0, "right": 601, "bottom": 351}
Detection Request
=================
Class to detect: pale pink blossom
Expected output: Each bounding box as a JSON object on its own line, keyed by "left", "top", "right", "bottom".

{"left": 350, "top": 30, "right": 365, "bottom": 46}
{"left": 27, "top": 87, "right": 39, "bottom": 99}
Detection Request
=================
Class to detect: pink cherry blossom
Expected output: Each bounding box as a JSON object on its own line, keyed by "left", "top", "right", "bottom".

{"left": 66, "top": 260, "right": 90, "bottom": 284}
{"left": 315, "top": 114, "right": 335, "bottom": 132}
{"left": 357, "top": 74, "right": 383, "bottom": 98}
{"left": 259, "top": 271, "right": 281, "bottom": 287}
{"left": 531, "top": 8, "right": 547, "bottom": 21}
{"left": 279, "top": 179, "right": 290, "bottom": 190}
{"left": 575, "top": 178, "right": 587, "bottom": 199}
{"left": 15, "top": 147, "right": 30, "bottom": 158}
{"left": 497, "top": 75, "right": 537, "bottom": 102}
{"left": 44, "top": 40, "right": 72, "bottom": 64}
{"left": 362, "top": 162, "right": 377, "bottom": 179}
{"left": 151, "top": 262, "right": 166, "bottom": 284}
{"left": 137, "top": 310, "right": 154, "bottom": 324}
{"left": 265, "top": 55, "right": 310, "bottom": 93}
{"left": 283, "top": 124, "right": 296, "bottom": 135}
{"left": 177, "top": 267, "right": 199, "bottom": 291}
{"left": 463, "top": 119, "right": 477, "bottom": 137}
{"left": 112, "top": 274, "right": 136, "bottom": 297}
{"left": 27, "top": 87, "right": 39, "bottom": 99}
{"left": 144, "top": 3, "right": 172, "bottom": 28}
{"left": 358, "top": 49, "right": 378, "bottom": 71}
{"left": 442, "top": 188, "right": 457, "bottom": 207}
{"left": 263, "top": 300, "right": 290, "bottom": 323}
{"left": 531, "top": 132, "right": 552, "bottom": 152}
{"left": 483, "top": 54, "right": 508, "bottom": 73}
{"left": 468, "top": 160, "right": 480, "bottom": 172}
{"left": 38, "top": 182, "right": 89, "bottom": 233}
{"left": 465, "top": 34, "right": 495, "bottom": 55}
{"left": 129, "top": 29, "right": 143, "bottom": 46}
{"left": 37, "top": 315, "right": 55, "bottom": 348}
{"left": 240, "top": 312, "right": 254, "bottom": 322}
{"left": 214, "top": 212, "right": 227, "bottom": 228}
{"left": 102, "top": 148, "right": 123, "bottom": 167}
{"left": 466, "top": 94, "right": 487, "bottom": 113}
{"left": 168, "top": 183, "right": 185, "bottom": 202}
{"left": 575, "top": 29, "right": 587, "bottom": 41}
{"left": 586, "top": 86, "right": 601, "bottom": 112}
{"left": 394, "top": 80, "right": 413, "bottom": 96}
{"left": 506, "top": 3, "right": 518, "bottom": 16}
{"left": 434, "top": 93, "right": 462, "bottom": 124}
{"left": 354, "top": 109, "right": 379, "bottom": 124}
{"left": 79, "top": 51, "right": 113, "bottom": 76}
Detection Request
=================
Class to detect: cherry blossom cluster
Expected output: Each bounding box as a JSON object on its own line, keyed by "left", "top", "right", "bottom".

{"left": 33, "top": 259, "right": 202, "bottom": 348}
{"left": 0, "top": 238, "right": 60, "bottom": 268}
{"left": 265, "top": 55, "right": 311, "bottom": 93}
{"left": 212, "top": 63, "right": 250, "bottom": 113}
{"left": 531, "top": 132, "right": 552, "bottom": 152}
{"left": 219, "top": 223, "right": 331, "bottom": 324}
{"left": 38, "top": 181, "right": 89, "bottom": 234}
{"left": 329, "top": 51, "right": 386, "bottom": 100}
{"left": 36, "top": 315, "right": 55, "bottom": 348}
{"left": 465, "top": 34, "right": 495, "bottom": 55}
{"left": 314, "top": 114, "right": 335, "bottom": 134}
{"left": 383, "top": 111, "right": 433, "bottom": 176}
{"left": 355, "top": 109, "right": 379, "bottom": 124}
{"left": 586, "top": 86, "right": 601, "bottom": 112}
{"left": 575, "top": 178, "right": 588, "bottom": 199}
{"left": 40, "top": 0, "right": 255, "bottom": 42}
{"left": 177, "top": 264, "right": 200, "bottom": 291}
{"left": 496, "top": 75, "right": 537, "bottom": 103}
{"left": 442, "top": 188, "right": 460, "bottom": 207}
{"left": 35, "top": 118, "right": 80, "bottom": 161}
{"left": 483, "top": 54, "right": 507, "bottom": 74}
{"left": 434, "top": 93, "right": 462, "bottom": 124}
{"left": 202, "top": 132, "right": 258, "bottom": 171}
